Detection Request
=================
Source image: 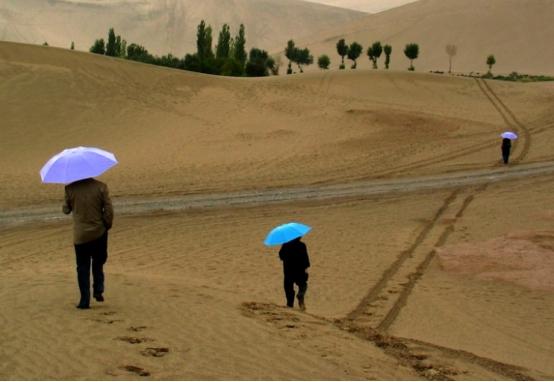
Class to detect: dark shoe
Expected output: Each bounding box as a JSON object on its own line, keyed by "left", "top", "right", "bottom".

{"left": 93, "top": 293, "right": 104, "bottom": 302}
{"left": 76, "top": 304, "right": 90, "bottom": 309}
{"left": 298, "top": 297, "right": 306, "bottom": 311}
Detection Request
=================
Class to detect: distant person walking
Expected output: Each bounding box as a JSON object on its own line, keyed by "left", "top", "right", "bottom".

{"left": 63, "top": 178, "right": 113, "bottom": 309}
{"left": 501, "top": 137, "right": 512, "bottom": 164}
{"left": 279, "top": 237, "right": 310, "bottom": 310}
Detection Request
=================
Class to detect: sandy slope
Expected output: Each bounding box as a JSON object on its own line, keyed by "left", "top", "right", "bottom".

{"left": 297, "top": 0, "right": 554, "bottom": 75}
{"left": 389, "top": 175, "right": 554, "bottom": 377}
{"left": 1, "top": 43, "right": 554, "bottom": 379}
{"left": 0, "top": 0, "right": 364, "bottom": 56}
{"left": 2, "top": 175, "right": 554, "bottom": 379}
{"left": 2, "top": 42, "right": 554, "bottom": 211}
{"left": 306, "top": 0, "right": 418, "bottom": 14}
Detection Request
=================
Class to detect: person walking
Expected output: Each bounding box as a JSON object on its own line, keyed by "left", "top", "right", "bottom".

{"left": 501, "top": 137, "right": 512, "bottom": 164}
{"left": 63, "top": 177, "right": 113, "bottom": 309}
{"left": 279, "top": 237, "right": 310, "bottom": 310}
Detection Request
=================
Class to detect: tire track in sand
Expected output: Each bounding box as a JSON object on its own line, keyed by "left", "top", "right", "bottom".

{"left": 475, "top": 78, "right": 531, "bottom": 163}
{"left": 348, "top": 80, "right": 536, "bottom": 336}
{"left": 337, "top": 80, "right": 537, "bottom": 376}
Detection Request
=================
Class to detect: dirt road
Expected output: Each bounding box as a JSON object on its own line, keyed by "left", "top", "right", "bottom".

{"left": 2, "top": 160, "right": 554, "bottom": 227}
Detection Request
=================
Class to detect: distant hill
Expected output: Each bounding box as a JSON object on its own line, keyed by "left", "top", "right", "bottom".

{"left": 304, "top": 0, "right": 419, "bottom": 14}
{"left": 295, "top": 0, "right": 554, "bottom": 75}
{"left": 0, "top": 0, "right": 364, "bottom": 56}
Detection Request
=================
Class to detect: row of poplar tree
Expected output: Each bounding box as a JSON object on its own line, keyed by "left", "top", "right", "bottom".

{"left": 90, "top": 22, "right": 277, "bottom": 77}
{"left": 89, "top": 21, "right": 423, "bottom": 76}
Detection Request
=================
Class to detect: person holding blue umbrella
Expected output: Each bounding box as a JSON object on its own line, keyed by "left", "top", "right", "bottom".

{"left": 265, "top": 222, "right": 311, "bottom": 310}
{"left": 40, "top": 147, "right": 117, "bottom": 309}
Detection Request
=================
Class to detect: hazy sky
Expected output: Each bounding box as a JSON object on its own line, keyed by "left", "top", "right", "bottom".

{"left": 304, "top": 0, "right": 419, "bottom": 13}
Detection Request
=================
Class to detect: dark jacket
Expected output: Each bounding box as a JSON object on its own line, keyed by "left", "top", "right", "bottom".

{"left": 279, "top": 238, "right": 310, "bottom": 277}
{"left": 63, "top": 178, "right": 114, "bottom": 244}
{"left": 502, "top": 138, "right": 512, "bottom": 150}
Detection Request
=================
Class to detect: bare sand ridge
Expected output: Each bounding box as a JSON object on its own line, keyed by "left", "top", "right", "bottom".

{"left": 306, "top": 0, "right": 418, "bottom": 14}
{"left": 1, "top": 43, "right": 554, "bottom": 379}
{"left": 297, "top": 0, "right": 554, "bottom": 75}
{"left": 0, "top": 0, "right": 363, "bottom": 56}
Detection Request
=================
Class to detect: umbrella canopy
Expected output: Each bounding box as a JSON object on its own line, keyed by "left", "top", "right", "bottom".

{"left": 40, "top": 146, "right": 118, "bottom": 184}
{"left": 501, "top": 131, "right": 518, "bottom": 140}
{"left": 264, "top": 222, "right": 311, "bottom": 246}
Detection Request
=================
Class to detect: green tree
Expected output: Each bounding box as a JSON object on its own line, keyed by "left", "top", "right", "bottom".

{"left": 245, "top": 48, "right": 274, "bottom": 77}
{"left": 216, "top": 24, "right": 231, "bottom": 59}
{"left": 295, "top": 47, "right": 313, "bottom": 73}
{"left": 119, "top": 39, "right": 127, "bottom": 57}
{"left": 115, "top": 35, "right": 122, "bottom": 57}
{"left": 367, "top": 41, "right": 382, "bottom": 69}
{"left": 285, "top": 40, "right": 297, "bottom": 74}
{"left": 126, "top": 43, "right": 153, "bottom": 62}
{"left": 196, "top": 20, "right": 214, "bottom": 61}
{"left": 486, "top": 54, "right": 496, "bottom": 74}
{"left": 183, "top": 53, "right": 201, "bottom": 72}
{"left": 90, "top": 39, "right": 105, "bottom": 54}
{"left": 42, "top": 41, "right": 48, "bottom": 46}
{"left": 404, "top": 43, "right": 419, "bottom": 71}
{"left": 336, "top": 38, "right": 348, "bottom": 69}
{"left": 318, "top": 54, "right": 330, "bottom": 70}
{"left": 383, "top": 44, "right": 392, "bottom": 69}
{"left": 70, "top": 41, "right": 75, "bottom": 50}
{"left": 106, "top": 28, "right": 117, "bottom": 56}
{"left": 347, "top": 42, "right": 362, "bottom": 69}
{"left": 154, "top": 53, "right": 182, "bottom": 68}
{"left": 233, "top": 24, "right": 247, "bottom": 67}
{"left": 446, "top": 44, "right": 457, "bottom": 73}
{"left": 220, "top": 58, "right": 245, "bottom": 76}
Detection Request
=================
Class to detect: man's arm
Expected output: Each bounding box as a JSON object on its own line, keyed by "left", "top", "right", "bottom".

{"left": 102, "top": 184, "right": 114, "bottom": 230}
{"left": 302, "top": 243, "right": 310, "bottom": 270}
{"left": 62, "top": 187, "right": 72, "bottom": 215}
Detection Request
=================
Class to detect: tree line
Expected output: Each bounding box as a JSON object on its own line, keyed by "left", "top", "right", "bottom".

{"left": 86, "top": 25, "right": 507, "bottom": 77}
{"left": 283, "top": 38, "right": 416, "bottom": 73}
{"left": 90, "top": 22, "right": 276, "bottom": 77}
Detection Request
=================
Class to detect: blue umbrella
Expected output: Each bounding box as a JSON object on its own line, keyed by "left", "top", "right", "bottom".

{"left": 40, "top": 146, "right": 118, "bottom": 184}
{"left": 264, "top": 222, "right": 312, "bottom": 246}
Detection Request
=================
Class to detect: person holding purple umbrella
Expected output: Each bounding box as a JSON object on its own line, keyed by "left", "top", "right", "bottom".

{"left": 63, "top": 177, "right": 113, "bottom": 309}
{"left": 500, "top": 131, "right": 517, "bottom": 164}
{"left": 40, "top": 146, "right": 117, "bottom": 309}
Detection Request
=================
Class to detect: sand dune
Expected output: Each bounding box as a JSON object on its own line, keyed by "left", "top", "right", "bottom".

{"left": 306, "top": 0, "right": 419, "bottom": 13}
{"left": 296, "top": 0, "right": 554, "bottom": 75}
{"left": 1, "top": 42, "right": 554, "bottom": 379}
{"left": 2, "top": 41, "right": 554, "bottom": 211}
{"left": 0, "top": 0, "right": 364, "bottom": 56}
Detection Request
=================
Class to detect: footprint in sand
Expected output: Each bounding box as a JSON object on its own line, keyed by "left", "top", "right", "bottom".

{"left": 121, "top": 365, "right": 150, "bottom": 377}
{"left": 128, "top": 326, "right": 148, "bottom": 332}
{"left": 116, "top": 336, "right": 153, "bottom": 344}
{"left": 141, "top": 347, "right": 170, "bottom": 357}
{"left": 89, "top": 311, "right": 123, "bottom": 324}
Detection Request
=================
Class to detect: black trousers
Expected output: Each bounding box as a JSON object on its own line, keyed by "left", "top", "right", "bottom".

{"left": 502, "top": 147, "right": 511, "bottom": 164}
{"left": 284, "top": 272, "right": 308, "bottom": 307}
{"left": 74, "top": 232, "right": 108, "bottom": 306}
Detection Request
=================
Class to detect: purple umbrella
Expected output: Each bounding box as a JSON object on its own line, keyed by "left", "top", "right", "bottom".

{"left": 501, "top": 131, "right": 518, "bottom": 140}
{"left": 40, "top": 146, "right": 118, "bottom": 184}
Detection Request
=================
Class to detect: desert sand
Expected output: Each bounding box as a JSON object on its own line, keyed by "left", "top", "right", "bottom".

{"left": 306, "top": 0, "right": 418, "bottom": 14}
{"left": 297, "top": 0, "right": 554, "bottom": 75}
{"left": 0, "top": 0, "right": 363, "bottom": 56}
{"left": 1, "top": 42, "right": 554, "bottom": 379}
